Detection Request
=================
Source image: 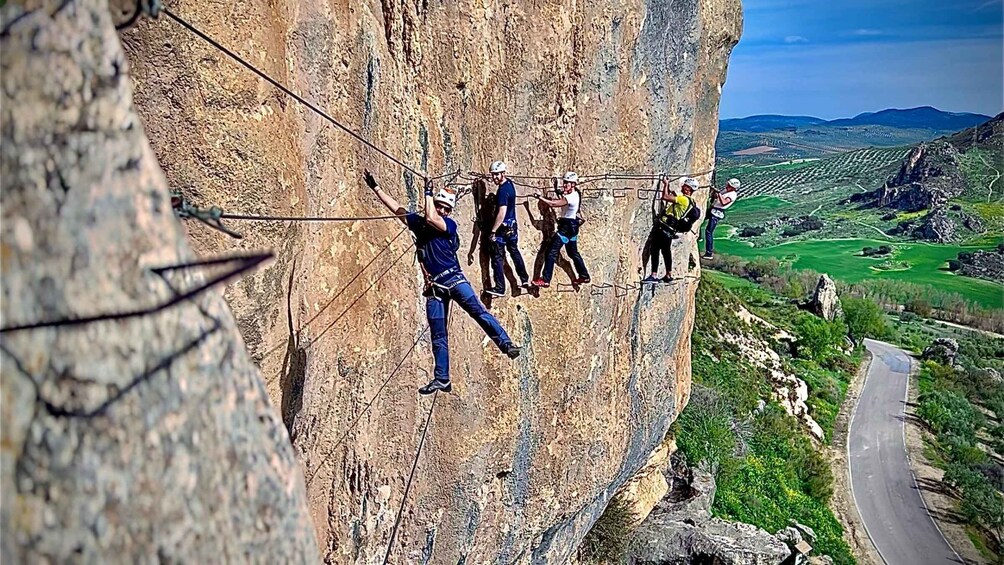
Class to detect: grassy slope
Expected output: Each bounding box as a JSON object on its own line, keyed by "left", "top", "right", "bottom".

{"left": 714, "top": 236, "right": 1003, "bottom": 309}
{"left": 679, "top": 272, "right": 857, "bottom": 564}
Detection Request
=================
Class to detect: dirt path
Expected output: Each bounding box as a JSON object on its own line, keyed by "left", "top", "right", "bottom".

{"left": 828, "top": 348, "right": 884, "bottom": 565}
{"left": 978, "top": 154, "right": 1000, "bottom": 203}
{"left": 903, "top": 353, "right": 990, "bottom": 564}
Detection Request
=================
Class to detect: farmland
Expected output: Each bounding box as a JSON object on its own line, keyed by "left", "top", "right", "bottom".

{"left": 712, "top": 237, "right": 1003, "bottom": 309}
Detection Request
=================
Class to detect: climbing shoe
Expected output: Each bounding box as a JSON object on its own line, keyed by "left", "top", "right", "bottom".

{"left": 419, "top": 379, "right": 452, "bottom": 395}
{"left": 485, "top": 287, "right": 505, "bottom": 297}
{"left": 505, "top": 344, "right": 521, "bottom": 359}
{"left": 642, "top": 275, "right": 659, "bottom": 283}
{"left": 532, "top": 278, "right": 550, "bottom": 288}
{"left": 573, "top": 277, "right": 591, "bottom": 285}
{"left": 662, "top": 275, "right": 675, "bottom": 283}
{"left": 520, "top": 280, "right": 533, "bottom": 289}
{"left": 701, "top": 253, "right": 713, "bottom": 260}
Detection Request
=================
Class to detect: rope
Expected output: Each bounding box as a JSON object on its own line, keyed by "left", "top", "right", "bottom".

{"left": 162, "top": 8, "right": 428, "bottom": 180}
{"left": 303, "top": 325, "right": 430, "bottom": 488}
{"left": 382, "top": 391, "right": 438, "bottom": 565}
{"left": 0, "top": 252, "right": 271, "bottom": 333}
{"left": 221, "top": 212, "right": 409, "bottom": 222}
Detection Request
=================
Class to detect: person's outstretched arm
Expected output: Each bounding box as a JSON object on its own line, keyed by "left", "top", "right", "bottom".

{"left": 422, "top": 181, "right": 448, "bottom": 232}
{"left": 533, "top": 191, "right": 568, "bottom": 209}
{"left": 364, "top": 169, "right": 408, "bottom": 226}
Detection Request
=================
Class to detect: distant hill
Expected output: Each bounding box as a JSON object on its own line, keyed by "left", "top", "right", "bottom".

{"left": 720, "top": 115, "right": 826, "bottom": 133}
{"left": 717, "top": 107, "right": 996, "bottom": 166}
{"left": 826, "top": 107, "right": 992, "bottom": 130}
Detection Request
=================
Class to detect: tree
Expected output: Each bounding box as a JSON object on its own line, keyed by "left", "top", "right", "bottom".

{"left": 842, "top": 297, "right": 889, "bottom": 346}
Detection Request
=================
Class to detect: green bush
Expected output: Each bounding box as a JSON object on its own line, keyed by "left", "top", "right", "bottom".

{"left": 841, "top": 297, "right": 889, "bottom": 345}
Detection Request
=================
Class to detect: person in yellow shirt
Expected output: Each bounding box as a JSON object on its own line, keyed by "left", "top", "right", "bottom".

{"left": 643, "top": 177, "right": 697, "bottom": 283}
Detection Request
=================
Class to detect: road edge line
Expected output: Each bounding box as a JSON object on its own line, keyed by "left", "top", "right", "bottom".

{"left": 848, "top": 339, "right": 890, "bottom": 565}
{"left": 899, "top": 349, "right": 965, "bottom": 563}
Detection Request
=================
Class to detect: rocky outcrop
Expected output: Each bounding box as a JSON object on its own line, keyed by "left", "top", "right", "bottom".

{"left": 625, "top": 460, "right": 792, "bottom": 565}
{"left": 950, "top": 245, "right": 1004, "bottom": 283}
{"left": 875, "top": 141, "right": 967, "bottom": 212}
{"left": 911, "top": 209, "right": 959, "bottom": 243}
{"left": 0, "top": 0, "right": 747, "bottom": 563}
{"left": 0, "top": 2, "right": 317, "bottom": 562}
{"left": 808, "top": 275, "right": 842, "bottom": 322}
{"left": 730, "top": 307, "right": 823, "bottom": 440}
{"left": 923, "top": 338, "right": 960, "bottom": 366}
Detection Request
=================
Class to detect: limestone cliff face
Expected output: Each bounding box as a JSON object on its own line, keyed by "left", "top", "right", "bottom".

{"left": 122, "top": 0, "right": 741, "bottom": 562}
{"left": 0, "top": 1, "right": 317, "bottom": 562}
{"left": 5, "top": 0, "right": 741, "bottom": 562}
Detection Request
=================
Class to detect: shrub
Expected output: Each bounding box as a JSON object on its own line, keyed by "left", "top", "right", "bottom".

{"left": 578, "top": 497, "right": 633, "bottom": 563}
{"left": 842, "top": 297, "right": 889, "bottom": 345}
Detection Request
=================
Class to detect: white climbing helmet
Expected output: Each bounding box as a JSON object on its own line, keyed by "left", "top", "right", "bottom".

{"left": 563, "top": 171, "right": 579, "bottom": 183}
{"left": 433, "top": 187, "right": 457, "bottom": 210}
{"left": 489, "top": 160, "right": 507, "bottom": 174}
{"left": 727, "top": 178, "right": 741, "bottom": 190}
{"left": 682, "top": 177, "right": 699, "bottom": 191}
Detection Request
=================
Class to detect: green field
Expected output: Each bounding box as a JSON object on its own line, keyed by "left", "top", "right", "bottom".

{"left": 714, "top": 236, "right": 1004, "bottom": 308}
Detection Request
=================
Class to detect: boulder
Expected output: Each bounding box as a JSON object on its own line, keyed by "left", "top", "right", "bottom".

{"left": 808, "top": 275, "right": 843, "bottom": 321}
{"left": 923, "top": 338, "right": 960, "bottom": 365}
{"left": 626, "top": 514, "right": 791, "bottom": 565}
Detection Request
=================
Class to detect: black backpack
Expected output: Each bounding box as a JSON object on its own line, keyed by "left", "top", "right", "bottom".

{"left": 676, "top": 203, "right": 702, "bottom": 232}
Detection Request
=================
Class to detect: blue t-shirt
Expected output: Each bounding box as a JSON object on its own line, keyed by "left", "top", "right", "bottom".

{"left": 406, "top": 213, "right": 461, "bottom": 278}
{"left": 497, "top": 179, "right": 518, "bottom": 224}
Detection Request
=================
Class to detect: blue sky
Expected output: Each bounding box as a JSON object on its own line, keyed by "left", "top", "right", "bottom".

{"left": 720, "top": 0, "right": 1004, "bottom": 119}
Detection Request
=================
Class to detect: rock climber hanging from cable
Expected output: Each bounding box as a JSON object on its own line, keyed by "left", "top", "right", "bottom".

{"left": 364, "top": 169, "right": 521, "bottom": 395}
{"left": 486, "top": 160, "right": 532, "bottom": 297}
{"left": 532, "top": 171, "right": 591, "bottom": 288}
{"left": 643, "top": 177, "right": 699, "bottom": 283}
{"left": 702, "top": 177, "right": 740, "bottom": 260}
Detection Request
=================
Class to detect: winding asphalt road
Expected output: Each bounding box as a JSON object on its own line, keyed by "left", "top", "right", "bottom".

{"left": 848, "top": 339, "right": 961, "bottom": 564}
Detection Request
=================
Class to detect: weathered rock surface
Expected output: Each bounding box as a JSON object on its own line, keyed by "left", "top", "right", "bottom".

{"left": 923, "top": 338, "right": 960, "bottom": 366}
{"left": 116, "top": 0, "right": 742, "bottom": 562}
{"left": 808, "top": 275, "right": 842, "bottom": 322}
{"left": 0, "top": 2, "right": 317, "bottom": 562}
{"left": 911, "top": 209, "right": 959, "bottom": 243}
{"left": 626, "top": 461, "right": 790, "bottom": 565}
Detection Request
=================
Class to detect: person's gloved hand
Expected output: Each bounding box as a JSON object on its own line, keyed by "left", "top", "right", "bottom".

{"left": 363, "top": 169, "right": 378, "bottom": 190}
{"left": 424, "top": 179, "right": 434, "bottom": 197}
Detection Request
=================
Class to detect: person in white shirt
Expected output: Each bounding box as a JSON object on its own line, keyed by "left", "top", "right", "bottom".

{"left": 531, "top": 171, "right": 591, "bottom": 288}
{"left": 703, "top": 177, "right": 740, "bottom": 259}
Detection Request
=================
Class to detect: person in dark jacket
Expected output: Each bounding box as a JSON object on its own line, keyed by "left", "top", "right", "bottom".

{"left": 703, "top": 177, "right": 740, "bottom": 260}
{"left": 365, "top": 169, "right": 521, "bottom": 395}
{"left": 485, "top": 160, "right": 531, "bottom": 296}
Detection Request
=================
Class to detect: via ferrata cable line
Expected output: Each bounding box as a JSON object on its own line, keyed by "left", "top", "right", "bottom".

{"left": 0, "top": 252, "right": 272, "bottom": 333}
{"left": 161, "top": 7, "right": 429, "bottom": 181}
{"left": 303, "top": 324, "right": 431, "bottom": 488}
{"left": 382, "top": 390, "right": 439, "bottom": 565}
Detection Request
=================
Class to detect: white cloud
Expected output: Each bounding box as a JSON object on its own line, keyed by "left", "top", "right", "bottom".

{"left": 852, "top": 28, "right": 884, "bottom": 36}
{"left": 784, "top": 35, "right": 809, "bottom": 43}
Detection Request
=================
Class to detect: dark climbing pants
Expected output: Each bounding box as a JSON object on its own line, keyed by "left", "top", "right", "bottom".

{"left": 704, "top": 215, "right": 720, "bottom": 255}
{"left": 541, "top": 219, "right": 590, "bottom": 283}
{"left": 427, "top": 277, "right": 512, "bottom": 382}
{"left": 490, "top": 223, "right": 529, "bottom": 291}
{"left": 649, "top": 228, "right": 674, "bottom": 275}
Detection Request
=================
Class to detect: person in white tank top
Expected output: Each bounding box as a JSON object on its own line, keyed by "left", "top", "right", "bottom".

{"left": 531, "top": 171, "right": 591, "bottom": 288}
